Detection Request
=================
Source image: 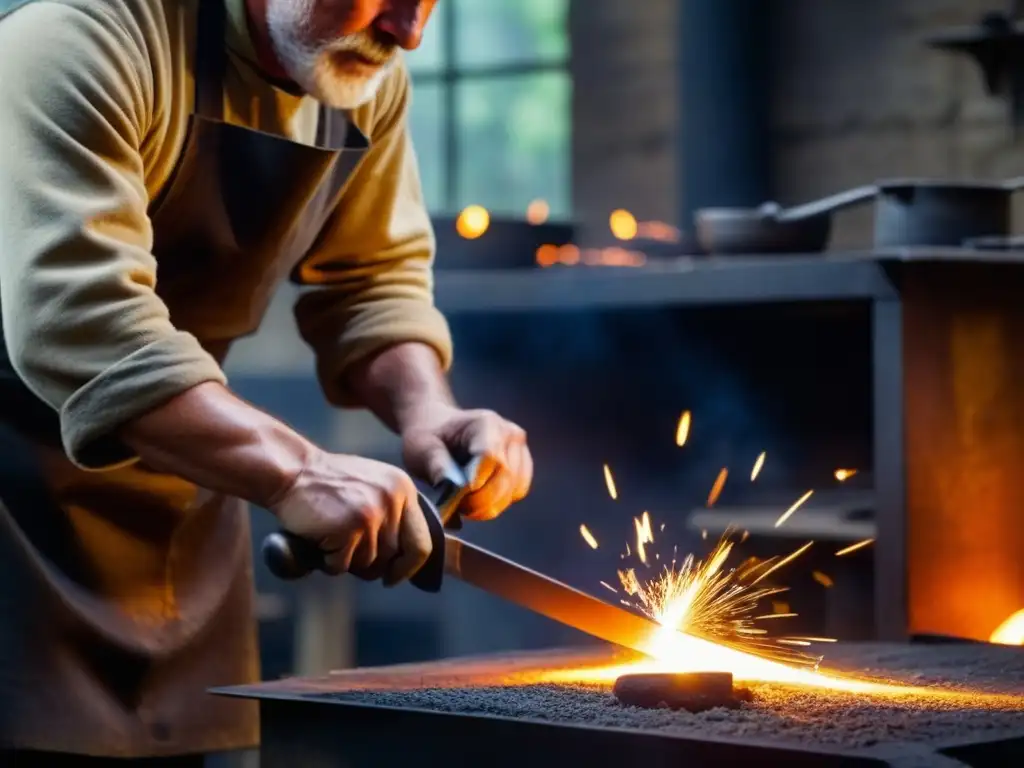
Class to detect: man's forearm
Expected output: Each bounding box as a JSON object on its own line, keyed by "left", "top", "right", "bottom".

{"left": 346, "top": 342, "right": 455, "bottom": 433}
{"left": 119, "top": 381, "right": 314, "bottom": 507}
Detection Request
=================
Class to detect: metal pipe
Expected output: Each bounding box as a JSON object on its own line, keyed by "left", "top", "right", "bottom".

{"left": 679, "top": 0, "right": 772, "bottom": 222}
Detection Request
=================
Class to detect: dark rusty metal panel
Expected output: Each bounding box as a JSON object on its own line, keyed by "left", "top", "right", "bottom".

{"left": 901, "top": 262, "right": 1024, "bottom": 641}
{"left": 872, "top": 297, "right": 907, "bottom": 641}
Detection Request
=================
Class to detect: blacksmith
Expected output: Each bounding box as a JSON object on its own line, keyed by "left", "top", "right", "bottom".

{"left": 0, "top": 0, "right": 532, "bottom": 763}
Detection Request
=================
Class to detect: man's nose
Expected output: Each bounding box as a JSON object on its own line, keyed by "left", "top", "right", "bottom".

{"left": 374, "top": 1, "right": 427, "bottom": 50}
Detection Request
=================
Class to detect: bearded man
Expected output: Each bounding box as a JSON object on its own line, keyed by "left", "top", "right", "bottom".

{"left": 0, "top": 0, "right": 533, "bottom": 763}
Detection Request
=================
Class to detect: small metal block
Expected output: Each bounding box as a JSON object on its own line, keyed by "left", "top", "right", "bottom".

{"left": 612, "top": 671, "right": 748, "bottom": 712}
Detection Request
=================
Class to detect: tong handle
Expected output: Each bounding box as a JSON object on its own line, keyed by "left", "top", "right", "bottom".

{"left": 261, "top": 456, "right": 480, "bottom": 582}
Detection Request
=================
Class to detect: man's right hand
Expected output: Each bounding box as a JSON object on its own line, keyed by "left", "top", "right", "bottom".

{"left": 269, "top": 451, "right": 432, "bottom": 586}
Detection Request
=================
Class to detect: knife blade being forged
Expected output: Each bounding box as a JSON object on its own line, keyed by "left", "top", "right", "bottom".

{"left": 443, "top": 535, "right": 665, "bottom": 658}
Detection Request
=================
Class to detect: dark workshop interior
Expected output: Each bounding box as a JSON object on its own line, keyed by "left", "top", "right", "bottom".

{"left": 5, "top": 0, "right": 1024, "bottom": 766}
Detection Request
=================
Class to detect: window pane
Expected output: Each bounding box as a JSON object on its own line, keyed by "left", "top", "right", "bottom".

{"left": 453, "top": 0, "right": 568, "bottom": 68}
{"left": 405, "top": 9, "right": 446, "bottom": 74}
{"left": 407, "top": 81, "right": 446, "bottom": 211}
{"left": 455, "top": 72, "right": 571, "bottom": 218}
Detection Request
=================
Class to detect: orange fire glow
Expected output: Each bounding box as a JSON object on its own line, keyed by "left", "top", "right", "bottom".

{"left": 609, "top": 209, "right": 638, "bottom": 240}
{"left": 554, "top": 528, "right": 917, "bottom": 693}
{"left": 456, "top": 205, "right": 490, "bottom": 239}
{"left": 526, "top": 199, "right": 550, "bottom": 225}
{"left": 535, "top": 243, "right": 646, "bottom": 268}
{"left": 990, "top": 609, "right": 1024, "bottom": 645}
{"left": 834, "top": 468, "right": 858, "bottom": 482}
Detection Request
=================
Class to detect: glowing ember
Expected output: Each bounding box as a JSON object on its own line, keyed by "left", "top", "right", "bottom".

{"left": 812, "top": 571, "right": 835, "bottom": 588}
{"left": 835, "top": 538, "right": 875, "bottom": 557}
{"left": 834, "top": 468, "right": 858, "bottom": 482}
{"left": 603, "top": 464, "right": 618, "bottom": 500}
{"left": 526, "top": 199, "right": 549, "bottom": 225}
{"left": 609, "top": 209, "right": 638, "bottom": 240}
{"left": 706, "top": 468, "right": 728, "bottom": 507}
{"left": 990, "top": 608, "right": 1024, "bottom": 646}
{"left": 633, "top": 512, "right": 654, "bottom": 564}
{"left": 456, "top": 205, "right": 489, "bottom": 239}
{"left": 675, "top": 410, "right": 691, "bottom": 447}
{"left": 774, "top": 489, "right": 814, "bottom": 528}
{"left": 750, "top": 451, "right": 766, "bottom": 481}
{"left": 600, "top": 581, "right": 618, "bottom": 594}
{"left": 580, "top": 525, "right": 599, "bottom": 550}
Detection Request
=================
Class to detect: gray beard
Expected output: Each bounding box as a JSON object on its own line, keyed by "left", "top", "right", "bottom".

{"left": 264, "top": 0, "right": 395, "bottom": 109}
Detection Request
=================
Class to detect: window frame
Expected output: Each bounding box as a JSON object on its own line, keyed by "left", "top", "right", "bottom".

{"left": 408, "top": 0, "right": 569, "bottom": 213}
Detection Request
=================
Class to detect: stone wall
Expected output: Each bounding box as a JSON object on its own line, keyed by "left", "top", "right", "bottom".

{"left": 568, "top": 0, "right": 1024, "bottom": 248}
{"left": 569, "top": 0, "right": 680, "bottom": 243}
{"left": 772, "top": 0, "right": 1024, "bottom": 247}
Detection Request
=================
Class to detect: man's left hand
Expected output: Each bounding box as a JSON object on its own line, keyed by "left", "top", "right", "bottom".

{"left": 400, "top": 405, "right": 533, "bottom": 520}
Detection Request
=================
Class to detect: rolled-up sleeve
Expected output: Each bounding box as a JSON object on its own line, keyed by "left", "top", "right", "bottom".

{"left": 293, "top": 59, "right": 452, "bottom": 407}
{"left": 0, "top": 4, "right": 226, "bottom": 469}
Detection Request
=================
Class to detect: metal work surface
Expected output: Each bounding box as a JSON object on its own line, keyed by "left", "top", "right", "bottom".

{"left": 220, "top": 643, "right": 1024, "bottom": 767}
{"left": 432, "top": 248, "right": 1024, "bottom": 313}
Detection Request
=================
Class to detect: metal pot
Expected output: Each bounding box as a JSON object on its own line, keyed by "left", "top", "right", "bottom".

{"left": 873, "top": 177, "right": 1024, "bottom": 247}
{"left": 694, "top": 186, "right": 878, "bottom": 255}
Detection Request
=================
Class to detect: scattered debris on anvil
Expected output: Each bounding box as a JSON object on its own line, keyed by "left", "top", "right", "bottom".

{"left": 317, "top": 643, "right": 1024, "bottom": 753}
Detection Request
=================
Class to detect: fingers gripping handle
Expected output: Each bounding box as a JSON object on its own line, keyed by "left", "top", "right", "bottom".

{"left": 260, "top": 456, "right": 481, "bottom": 584}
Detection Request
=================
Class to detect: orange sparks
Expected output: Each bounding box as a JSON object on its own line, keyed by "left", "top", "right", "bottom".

{"left": 750, "top": 451, "right": 766, "bottom": 481}
{"left": 634, "top": 512, "right": 655, "bottom": 564}
{"left": 675, "top": 411, "right": 692, "bottom": 446}
{"left": 603, "top": 464, "right": 618, "bottom": 500}
{"left": 580, "top": 525, "right": 599, "bottom": 550}
{"left": 750, "top": 541, "right": 814, "bottom": 586}
{"left": 609, "top": 209, "right": 638, "bottom": 240}
{"left": 599, "top": 581, "right": 618, "bottom": 594}
{"left": 455, "top": 205, "right": 490, "bottom": 239}
{"left": 774, "top": 490, "right": 814, "bottom": 528}
{"left": 812, "top": 571, "right": 835, "bottom": 588}
{"left": 835, "top": 538, "right": 875, "bottom": 557}
{"left": 706, "top": 468, "right": 728, "bottom": 507}
{"left": 526, "top": 199, "right": 550, "bottom": 225}
{"left": 834, "top": 468, "right": 858, "bottom": 482}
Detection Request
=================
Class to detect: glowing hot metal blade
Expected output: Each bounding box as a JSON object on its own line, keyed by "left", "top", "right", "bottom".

{"left": 445, "top": 536, "right": 665, "bottom": 657}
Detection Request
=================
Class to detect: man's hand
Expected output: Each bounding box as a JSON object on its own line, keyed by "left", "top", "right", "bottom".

{"left": 400, "top": 405, "right": 533, "bottom": 521}
{"left": 269, "top": 450, "right": 432, "bottom": 586}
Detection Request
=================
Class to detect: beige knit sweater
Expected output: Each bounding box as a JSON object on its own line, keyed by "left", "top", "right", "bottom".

{"left": 0, "top": 0, "right": 452, "bottom": 467}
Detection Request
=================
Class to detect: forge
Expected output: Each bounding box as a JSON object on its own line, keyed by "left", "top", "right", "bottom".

{"left": 218, "top": 641, "right": 1024, "bottom": 768}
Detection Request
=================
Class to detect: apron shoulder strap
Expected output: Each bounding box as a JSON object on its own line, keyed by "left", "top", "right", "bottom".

{"left": 194, "top": 0, "right": 227, "bottom": 120}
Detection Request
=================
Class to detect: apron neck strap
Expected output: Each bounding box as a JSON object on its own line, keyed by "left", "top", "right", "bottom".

{"left": 194, "top": 0, "right": 228, "bottom": 120}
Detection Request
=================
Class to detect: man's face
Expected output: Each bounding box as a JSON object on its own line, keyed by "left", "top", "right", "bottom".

{"left": 265, "top": 0, "right": 438, "bottom": 108}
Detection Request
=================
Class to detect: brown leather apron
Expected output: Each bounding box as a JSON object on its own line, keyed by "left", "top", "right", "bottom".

{"left": 0, "top": 0, "right": 367, "bottom": 757}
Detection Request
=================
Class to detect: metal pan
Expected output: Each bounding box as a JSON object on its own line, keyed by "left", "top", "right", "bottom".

{"left": 874, "top": 177, "right": 1024, "bottom": 247}
{"left": 694, "top": 185, "right": 878, "bottom": 255}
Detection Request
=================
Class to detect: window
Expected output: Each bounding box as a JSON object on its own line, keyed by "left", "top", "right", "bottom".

{"left": 405, "top": 0, "right": 571, "bottom": 219}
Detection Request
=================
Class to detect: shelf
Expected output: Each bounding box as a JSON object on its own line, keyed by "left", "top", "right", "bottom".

{"left": 434, "top": 248, "right": 1024, "bottom": 314}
